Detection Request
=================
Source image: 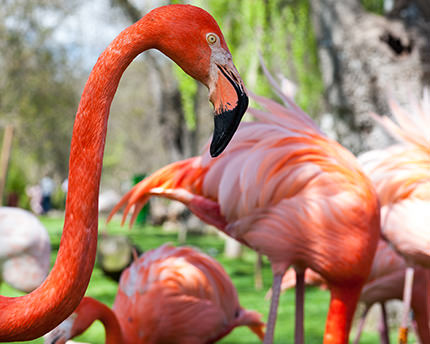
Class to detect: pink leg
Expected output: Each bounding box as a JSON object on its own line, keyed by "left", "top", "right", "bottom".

{"left": 399, "top": 267, "right": 415, "bottom": 344}
{"left": 255, "top": 254, "right": 263, "bottom": 290}
{"left": 295, "top": 270, "right": 305, "bottom": 344}
{"left": 264, "top": 273, "right": 283, "bottom": 344}
{"left": 353, "top": 305, "right": 370, "bottom": 344}
{"left": 379, "top": 302, "right": 390, "bottom": 344}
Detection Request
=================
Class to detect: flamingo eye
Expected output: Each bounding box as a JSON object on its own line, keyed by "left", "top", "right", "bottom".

{"left": 206, "top": 33, "right": 218, "bottom": 45}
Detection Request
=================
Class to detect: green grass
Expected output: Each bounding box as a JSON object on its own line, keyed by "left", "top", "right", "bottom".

{"left": 4, "top": 214, "right": 416, "bottom": 343}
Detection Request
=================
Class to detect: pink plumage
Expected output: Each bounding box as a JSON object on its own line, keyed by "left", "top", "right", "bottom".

{"left": 44, "top": 244, "right": 264, "bottom": 344}
{"left": 110, "top": 72, "right": 380, "bottom": 344}
{"left": 358, "top": 90, "right": 430, "bottom": 341}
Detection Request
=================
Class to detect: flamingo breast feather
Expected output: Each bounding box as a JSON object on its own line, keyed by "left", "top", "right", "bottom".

{"left": 197, "top": 116, "right": 377, "bottom": 278}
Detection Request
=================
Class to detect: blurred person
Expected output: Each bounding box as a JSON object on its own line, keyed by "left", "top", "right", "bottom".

{"left": 40, "top": 176, "right": 54, "bottom": 214}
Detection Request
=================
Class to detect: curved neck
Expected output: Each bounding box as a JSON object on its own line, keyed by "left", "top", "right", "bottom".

{"left": 99, "top": 306, "right": 125, "bottom": 344}
{"left": 323, "top": 285, "right": 361, "bottom": 344}
{"left": 0, "top": 16, "right": 156, "bottom": 341}
{"left": 76, "top": 298, "right": 124, "bottom": 344}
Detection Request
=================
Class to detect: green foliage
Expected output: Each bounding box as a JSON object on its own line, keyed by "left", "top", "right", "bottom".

{"left": 361, "top": 0, "right": 384, "bottom": 14}
{"left": 174, "top": 66, "right": 198, "bottom": 130}
{"left": 177, "top": 0, "right": 324, "bottom": 117}
{"left": 0, "top": 0, "right": 79, "bottom": 180}
{"left": 51, "top": 186, "right": 66, "bottom": 210}
{"left": 4, "top": 158, "right": 29, "bottom": 209}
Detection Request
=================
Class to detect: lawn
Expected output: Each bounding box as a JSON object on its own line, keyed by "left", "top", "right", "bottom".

{"left": 4, "top": 214, "right": 416, "bottom": 343}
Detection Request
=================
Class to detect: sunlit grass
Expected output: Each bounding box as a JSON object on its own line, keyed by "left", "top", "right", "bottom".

{"left": 5, "top": 214, "right": 416, "bottom": 343}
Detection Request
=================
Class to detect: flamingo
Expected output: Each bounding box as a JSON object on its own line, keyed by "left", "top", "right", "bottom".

{"left": 278, "top": 240, "right": 430, "bottom": 343}
{"left": 110, "top": 69, "right": 380, "bottom": 344}
{"left": 0, "top": 5, "right": 248, "bottom": 340}
{"left": 0, "top": 207, "right": 50, "bottom": 293}
{"left": 44, "top": 244, "right": 265, "bottom": 344}
{"left": 358, "top": 91, "right": 430, "bottom": 343}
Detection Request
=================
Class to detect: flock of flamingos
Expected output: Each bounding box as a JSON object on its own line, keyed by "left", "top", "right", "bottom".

{"left": 0, "top": 4, "right": 429, "bottom": 344}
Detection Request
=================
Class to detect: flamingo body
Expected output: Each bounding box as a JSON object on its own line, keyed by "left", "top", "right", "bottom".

{"left": 358, "top": 93, "right": 430, "bottom": 267}
{"left": 44, "top": 244, "right": 265, "bottom": 344}
{"left": 0, "top": 207, "right": 50, "bottom": 292}
{"left": 111, "top": 84, "right": 381, "bottom": 343}
{"left": 357, "top": 92, "right": 430, "bottom": 342}
{"left": 360, "top": 146, "right": 430, "bottom": 267}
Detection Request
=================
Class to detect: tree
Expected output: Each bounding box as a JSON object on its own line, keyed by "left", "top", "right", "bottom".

{"left": 310, "top": 0, "right": 430, "bottom": 153}
{"left": 110, "top": 0, "right": 208, "bottom": 163}
{"left": 0, "top": 0, "right": 79, "bottom": 182}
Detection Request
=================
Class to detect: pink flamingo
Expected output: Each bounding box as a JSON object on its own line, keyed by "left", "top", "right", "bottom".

{"left": 359, "top": 91, "right": 430, "bottom": 343}
{"left": 44, "top": 244, "right": 265, "bottom": 344}
{"left": 110, "top": 70, "right": 380, "bottom": 344}
{"left": 0, "top": 207, "right": 50, "bottom": 293}
{"left": 0, "top": 5, "right": 247, "bottom": 340}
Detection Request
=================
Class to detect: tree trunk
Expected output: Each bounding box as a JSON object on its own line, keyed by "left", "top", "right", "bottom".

{"left": 0, "top": 125, "right": 14, "bottom": 206}
{"left": 111, "top": 0, "right": 191, "bottom": 162}
{"left": 310, "top": 0, "right": 430, "bottom": 153}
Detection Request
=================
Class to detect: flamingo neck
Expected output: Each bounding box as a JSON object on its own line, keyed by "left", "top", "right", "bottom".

{"left": 0, "top": 15, "right": 156, "bottom": 341}
{"left": 323, "top": 285, "right": 361, "bottom": 344}
{"left": 77, "top": 298, "right": 124, "bottom": 344}
{"left": 100, "top": 310, "right": 125, "bottom": 344}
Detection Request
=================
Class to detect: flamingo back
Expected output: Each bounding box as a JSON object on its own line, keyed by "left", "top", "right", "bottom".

{"left": 113, "top": 244, "right": 264, "bottom": 344}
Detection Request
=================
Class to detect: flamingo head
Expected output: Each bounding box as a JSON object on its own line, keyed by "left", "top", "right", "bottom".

{"left": 234, "top": 308, "right": 266, "bottom": 341}
{"left": 43, "top": 312, "right": 77, "bottom": 344}
{"left": 147, "top": 5, "right": 248, "bottom": 157}
{"left": 43, "top": 298, "right": 100, "bottom": 344}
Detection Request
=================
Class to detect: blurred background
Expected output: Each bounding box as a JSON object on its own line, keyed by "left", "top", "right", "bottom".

{"left": 1, "top": 0, "right": 429, "bottom": 343}
{"left": 1, "top": 0, "right": 429, "bottom": 210}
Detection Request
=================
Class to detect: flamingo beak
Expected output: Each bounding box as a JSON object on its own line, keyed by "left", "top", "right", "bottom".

{"left": 234, "top": 308, "right": 266, "bottom": 341}
{"left": 209, "top": 63, "right": 248, "bottom": 157}
{"left": 249, "top": 323, "right": 266, "bottom": 341}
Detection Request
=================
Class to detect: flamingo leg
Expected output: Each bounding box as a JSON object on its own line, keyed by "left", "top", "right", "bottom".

{"left": 379, "top": 302, "right": 390, "bottom": 344}
{"left": 353, "top": 305, "right": 370, "bottom": 344}
{"left": 295, "top": 269, "right": 305, "bottom": 344}
{"left": 255, "top": 254, "right": 263, "bottom": 290}
{"left": 399, "top": 267, "right": 415, "bottom": 344}
{"left": 264, "top": 273, "right": 283, "bottom": 344}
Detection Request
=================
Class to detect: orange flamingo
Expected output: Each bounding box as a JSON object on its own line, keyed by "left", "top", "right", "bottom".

{"left": 44, "top": 244, "right": 265, "bottom": 344}
{"left": 0, "top": 207, "right": 50, "bottom": 293}
{"left": 110, "top": 69, "right": 380, "bottom": 344}
{"left": 359, "top": 91, "right": 430, "bottom": 342}
{"left": 0, "top": 5, "right": 248, "bottom": 340}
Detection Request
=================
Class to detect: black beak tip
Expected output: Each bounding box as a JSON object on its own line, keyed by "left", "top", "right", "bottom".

{"left": 210, "top": 92, "right": 249, "bottom": 157}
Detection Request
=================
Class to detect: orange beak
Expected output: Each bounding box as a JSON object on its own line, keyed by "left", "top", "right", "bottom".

{"left": 249, "top": 322, "right": 266, "bottom": 341}
{"left": 234, "top": 308, "right": 266, "bottom": 341}
{"left": 209, "top": 63, "right": 248, "bottom": 157}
